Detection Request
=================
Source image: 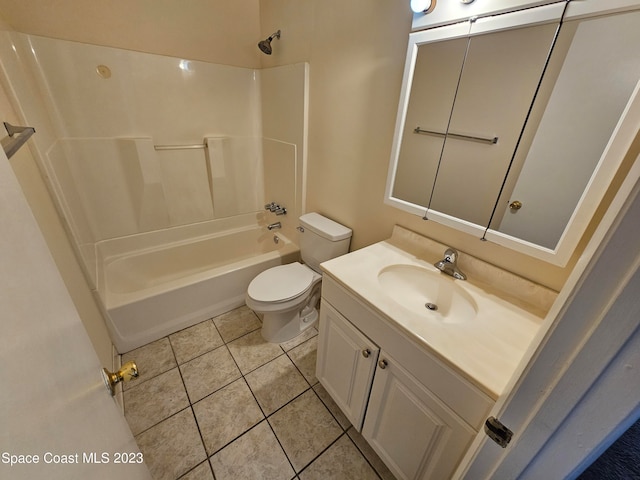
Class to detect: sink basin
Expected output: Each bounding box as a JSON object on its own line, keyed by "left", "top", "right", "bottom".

{"left": 377, "top": 264, "right": 477, "bottom": 324}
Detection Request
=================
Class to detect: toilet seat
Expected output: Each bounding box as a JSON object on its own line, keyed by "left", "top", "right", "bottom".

{"left": 247, "top": 262, "right": 315, "bottom": 303}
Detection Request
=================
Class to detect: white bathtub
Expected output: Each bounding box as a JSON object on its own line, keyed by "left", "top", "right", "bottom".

{"left": 97, "top": 224, "right": 299, "bottom": 353}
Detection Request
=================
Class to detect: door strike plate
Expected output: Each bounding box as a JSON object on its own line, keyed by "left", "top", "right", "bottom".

{"left": 484, "top": 416, "right": 513, "bottom": 448}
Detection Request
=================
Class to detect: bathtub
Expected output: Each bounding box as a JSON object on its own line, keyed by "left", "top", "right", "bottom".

{"left": 96, "top": 224, "right": 299, "bottom": 353}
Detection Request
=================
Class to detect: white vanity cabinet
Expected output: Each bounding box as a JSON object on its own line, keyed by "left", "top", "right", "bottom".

{"left": 362, "top": 350, "right": 476, "bottom": 480}
{"left": 316, "top": 300, "right": 379, "bottom": 430}
{"left": 316, "top": 275, "right": 494, "bottom": 480}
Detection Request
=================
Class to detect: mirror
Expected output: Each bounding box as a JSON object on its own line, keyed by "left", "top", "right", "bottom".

{"left": 428, "top": 20, "right": 558, "bottom": 227}
{"left": 391, "top": 32, "right": 468, "bottom": 209}
{"left": 488, "top": 9, "right": 640, "bottom": 249}
{"left": 386, "top": 3, "right": 640, "bottom": 266}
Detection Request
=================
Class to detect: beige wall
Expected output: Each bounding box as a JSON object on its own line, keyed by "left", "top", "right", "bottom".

{"left": 2, "top": 0, "right": 623, "bottom": 292}
{"left": 259, "top": 0, "right": 580, "bottom": 290}
{"left": 0, "top": 0, "right": 262, "bottom": 68}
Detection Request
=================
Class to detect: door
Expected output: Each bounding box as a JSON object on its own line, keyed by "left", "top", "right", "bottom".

{"left": 316, "top": 300, "right": 379, "bottom": 430}
{"left": 362, "top": 351, "right": 475, "bottom": 480}
{"left": 455, "top": 134, "right": 640, "bottom": 476}
{"left": 0, "top": 148, "right": 151, "bottom": 480}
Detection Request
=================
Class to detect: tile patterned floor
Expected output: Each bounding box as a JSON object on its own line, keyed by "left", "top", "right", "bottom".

{"left": 122, "top": 306, "right": 397, "bottom": 480}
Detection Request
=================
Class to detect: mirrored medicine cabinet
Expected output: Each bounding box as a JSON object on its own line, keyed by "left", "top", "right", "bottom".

{"left": 385, "top": 1, "right": 640, "bottom": 265}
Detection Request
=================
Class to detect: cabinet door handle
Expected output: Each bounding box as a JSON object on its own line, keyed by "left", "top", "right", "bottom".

{"left": 378, "top": 359, "right": 388, "bottom": 369}
{"left": 362, "top": 349, "right": 371, "bottom": 358}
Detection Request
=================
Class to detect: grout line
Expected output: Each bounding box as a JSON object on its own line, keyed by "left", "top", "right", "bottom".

{"left": 205, "top": 418, "right": 267, "bottom": 460}
{"left": 310, "top": 384, "right": 349, "bottom": 433}
{"left": 174, "top": 459, "right": 213, "bottom": 480}
{"left": 295, "top": 430, "right": 348, "bottom": 477}
{"left": 344, "top": 428, "right": 387, "bottom": 480}
{"left": 169, "top": 321, "right": 218, "bottom": 480}
{"left": 131, "top": 404, "right": 191, "bottom": 439}
{"left": 126, "top": 309, "right": 381, "bottom": 479}
{"left": 263, "top": 385, "right": 312, "bottom": 419}
{"left": 265, "top": 417, "right": 298, "bottom": 475}
{"left": 187, "top": 402, "right": 214, "bottom": 477}
{"left": 284, "top": 337, "right": 318, "bottom": 387}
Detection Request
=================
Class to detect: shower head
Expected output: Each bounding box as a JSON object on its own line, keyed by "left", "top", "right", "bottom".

{"left": 258, "top": 30, "right": 281, "bottom": 55}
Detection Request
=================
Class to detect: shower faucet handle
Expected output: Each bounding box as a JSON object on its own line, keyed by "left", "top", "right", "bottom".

{"left": 265, "top": 202, "right": 286, "bottom": 214}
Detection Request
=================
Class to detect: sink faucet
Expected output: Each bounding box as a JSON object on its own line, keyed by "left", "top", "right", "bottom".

{"left": 434, "top": 248, "right": 467, "bottom": 280}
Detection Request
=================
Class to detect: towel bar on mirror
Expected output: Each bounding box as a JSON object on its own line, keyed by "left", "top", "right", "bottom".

{"left": 413, "top": 126, "right": 498, "bottom": 145}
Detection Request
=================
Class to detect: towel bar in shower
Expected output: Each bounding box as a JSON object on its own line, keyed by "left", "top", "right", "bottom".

{"left": 154, "top": 143, "right": 207, "bottom": 151}
{"left": 2, "top": 122, "right": 36, "bottom": 159}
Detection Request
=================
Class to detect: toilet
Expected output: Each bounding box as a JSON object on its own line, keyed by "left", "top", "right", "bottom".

{"left": 246, "top": 213, "right": 352, "bottom": 343}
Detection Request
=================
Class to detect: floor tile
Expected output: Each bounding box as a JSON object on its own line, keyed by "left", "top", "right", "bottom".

{"left": 169, "top": 319, "right": 223, "bottom": 365}
{"left": 280, "top": 327, "right": 318, "bottom": 352}
{"left": 313, "top": 383, "right": 351, "bottom": 430}
{"left": 178, "top": 461, "right": 214, "bottom": 480}
{"left": 193, "top": 378, "right": 264, "bottom": 455}
{"left": 227, "top": 329, "right": 284, "bottom": 374}
{"left": 180, "top": 345, "right": 241, "bottom": 403}
{"left": 123, "top": 306, "right": 388, "bottom": 480}
{"left": 210, "top": 421, "right": 295, "bottom": 480}
{"left": 245, "top": 354, "right": 309, "bottom": 415}
{"left": 347, "top": 427, "right": 397, "bottom": 480}
{"left": 122, "top": 337, "right": 176, "bottom": 390}
{"left": 213, "top": 305, "right": 262, "bottom": 342}
{"left": 268, "top": 389, "right": 342, "bottom": 472}
{"left": 288, "top": 336, "right": 318, "bottom": 385}
{"left": 124, "top": 368, "right": 189, "bottom": 435}
{"left": 135, "top": 408, "right": 206, "bottom": 480}
{"left": 299, "top": 434, "right": 379, "bottom": 480}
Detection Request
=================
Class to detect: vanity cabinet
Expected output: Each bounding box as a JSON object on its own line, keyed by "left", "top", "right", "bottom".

{"left": 363, "top": 350, "right": 475, "bottom": 480}
{"left": 316, "top": 276, "right": 493, "bottom": 480}
{"left": 316, "top": 300, "right": 379, "bottom": 430}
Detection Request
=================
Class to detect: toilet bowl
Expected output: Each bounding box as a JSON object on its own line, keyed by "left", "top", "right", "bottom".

{"left": 246, "top": 262, "right": 322, "bottom": 342}
{"left": 246, "top": 213, "right": 352, "bottom": 343}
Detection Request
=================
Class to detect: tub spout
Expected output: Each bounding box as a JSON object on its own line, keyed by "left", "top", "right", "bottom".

{"left": 268, "top": 222, "right": 281, "bottom": 230}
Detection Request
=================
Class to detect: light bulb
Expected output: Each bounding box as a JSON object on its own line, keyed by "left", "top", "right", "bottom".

{"left": 410, "top": 0, "right": 435, "bottom": 14}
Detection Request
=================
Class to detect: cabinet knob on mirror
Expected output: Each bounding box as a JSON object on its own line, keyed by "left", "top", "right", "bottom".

{"left": 509, "top": 200, "right": 523, "bottom": 211}
{"left": 378, "top": 359, "right": 388, "bottom": 369}
{"left": 362, "top": 349, "right": 371, "bottom": 358}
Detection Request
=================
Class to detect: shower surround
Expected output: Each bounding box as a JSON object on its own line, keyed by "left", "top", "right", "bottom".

{"left": 0, "top": 32, "right": 308, "bottom": 351}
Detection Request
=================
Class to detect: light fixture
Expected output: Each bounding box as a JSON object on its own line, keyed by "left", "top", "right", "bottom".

{"left": 410, "top": 0, "right": 436, "bottom": 14}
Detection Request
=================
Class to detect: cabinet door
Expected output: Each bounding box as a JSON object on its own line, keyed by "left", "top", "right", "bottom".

{"left": 316, "top": 300, "right": 379, "bottom": 430}
{"left": 362, "top": 351, "right": 475, "bottom": 480}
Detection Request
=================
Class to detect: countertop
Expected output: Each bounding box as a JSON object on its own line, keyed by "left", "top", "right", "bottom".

{"left": 320, "top": 226, "right": 556, "bottom": 399}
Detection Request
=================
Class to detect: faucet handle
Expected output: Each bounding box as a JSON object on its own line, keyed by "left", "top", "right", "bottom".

{"left": 444, "top": 248, "right": 458, "bottom": 263}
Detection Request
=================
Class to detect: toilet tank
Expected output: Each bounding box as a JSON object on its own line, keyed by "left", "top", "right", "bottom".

{"left": 298, "top": 213, "right": 352, "bottom": 273}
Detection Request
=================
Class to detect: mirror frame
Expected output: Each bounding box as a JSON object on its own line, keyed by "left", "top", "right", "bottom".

{"left": 385, "top": 1, "right": 640, "bottom": 266}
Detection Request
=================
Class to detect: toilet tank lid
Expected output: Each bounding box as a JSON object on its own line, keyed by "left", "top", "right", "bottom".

{"left": 299, "top": 213, "right": 352, "bottom": 241}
